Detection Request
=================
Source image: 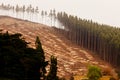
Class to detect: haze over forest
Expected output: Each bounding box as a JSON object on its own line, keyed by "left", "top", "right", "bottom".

{"left": 1, "top": 0, "right": 120, "bottom": 80}
{"left": 0, "top": 0, "right": 120, "bottom": 27}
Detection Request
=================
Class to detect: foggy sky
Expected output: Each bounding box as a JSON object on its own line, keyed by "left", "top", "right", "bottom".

{"left": 0, "top": 0, "right": 120, "bottom": 27}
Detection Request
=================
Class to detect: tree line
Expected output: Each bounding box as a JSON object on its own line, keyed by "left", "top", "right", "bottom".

{"left": 0, "top": 3, "right": 57, "bottom": 26}
{"left": 0, "top": 30, "right": 58, "bottom": 80}
{"left": 56, "top": 12, "right": 120, "bottom": 68}
{"left": 0, "top": 3, "right": 39, "bottom": 16}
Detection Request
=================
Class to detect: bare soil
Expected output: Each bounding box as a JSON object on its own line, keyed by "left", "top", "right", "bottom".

{"left": 0, "top": 16, "right": 115, "bottom": 77}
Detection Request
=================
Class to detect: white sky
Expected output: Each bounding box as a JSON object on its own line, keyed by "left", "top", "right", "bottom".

{"left": 0, "top": 0, "right": 120, "bottom": 27}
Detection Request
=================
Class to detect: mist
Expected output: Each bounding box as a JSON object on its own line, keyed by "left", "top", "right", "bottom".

{"left": 0, "top": 0, "right": 120, "bottom": 27}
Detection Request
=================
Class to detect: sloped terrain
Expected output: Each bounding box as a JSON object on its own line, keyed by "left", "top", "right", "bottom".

{"left": 0, "top": 16, "right": 114, "bottom": 77}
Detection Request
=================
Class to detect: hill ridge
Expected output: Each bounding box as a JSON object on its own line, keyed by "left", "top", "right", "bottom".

{"left": 0, "top": 16, "right": 114, "bottom": 77}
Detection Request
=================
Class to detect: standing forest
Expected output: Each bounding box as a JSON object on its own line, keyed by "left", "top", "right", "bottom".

{"left": 0, "top": 3, "right": 120, "bottom": 80}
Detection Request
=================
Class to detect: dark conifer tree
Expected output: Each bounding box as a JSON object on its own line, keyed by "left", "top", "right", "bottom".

{"left": 35, "top": 36, "right": 48, "bottom": 80}
{"left": 46, "top": 55, "right": 58, "bottom": 80}
{"left": 56, "top": 11, "right": 120, "bottom": 68}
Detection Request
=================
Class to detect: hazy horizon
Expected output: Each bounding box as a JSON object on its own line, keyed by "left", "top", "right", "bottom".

{"left": 0, "top": 0, "right": 120, "bottom": 27}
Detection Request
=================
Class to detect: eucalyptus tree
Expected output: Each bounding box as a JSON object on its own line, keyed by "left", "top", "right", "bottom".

{"left": 45, "top": 11, "right": 47, "bottom": 16}
{"left": 7, "top": 4, "right": 10, "bottom": 10}
{"left": 49, "top": 9, "right": 53, "bottom": 26}
{"left": 7, "top": 4, "right": 11, "bottom": 15}
{"left": 22, "top": 5, "right": 25, "bottom": 19}
{"left": 28, "top": 4, "right": 32, "bottom": 20}
{"left": 31, "top": 8, "right": 35, "bottom": 21}
{"left": 0, "top": 4, "right": 2, "bottom": 9}
{"left": 29, "top": 4, "right": 32, "bottom": 11}
{"left": 26, "top": 5, "right": 30, "bottom": 17}
{"left": 12, "top": 6, "right": 15, "bottom": 14}
{"left": 35, "top": 6, "right": 39, "bottom": 13}
{"left": 0, "top": 4, "right": 13, "bottom": 15}
{"left": 34, "top": 6, "right": 39, "bottom": 22}
{"left": 44, "top": 11, "right": 47, "bottom": 24}
{"left": 41, "top": 10, "right": 44, "bottom": 23}
{"left": 53, "top": 9, "right": 56, "bottom": 27}
{"left": 1, "top": 3, "right": 4, "bottom": 10}
{"left": 15, "top": 4, "right": 19, "bottom": 18}
{"left": 30, "top": 5, "right": 34, "bottom": 20}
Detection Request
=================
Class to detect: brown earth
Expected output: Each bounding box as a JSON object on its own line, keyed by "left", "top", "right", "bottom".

{"left": 0, "top": 16, "right": 116, "bottom": 78}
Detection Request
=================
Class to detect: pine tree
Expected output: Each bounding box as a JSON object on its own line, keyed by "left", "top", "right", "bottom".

{"left": 35, "top": 36, "right": 48, "bottom": 80}
{"left": 46, "top": 55, "right": 58, "bottom": 80}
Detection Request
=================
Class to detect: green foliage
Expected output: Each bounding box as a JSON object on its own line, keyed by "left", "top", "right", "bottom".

{"left": 35, "top": 36, "right": 48, "bottom": 79}
{"left": 0, "top": 32, "right": 49, "bottom": 80}
{"left": 35, "top": 36, "right": 44, "bottom": 53}
{"left": 46, "top": 55, "right": 58, "bottom": 80}
{"left": 57, "top": 11, "right": 120, "bottom": 67}
{"left": 87, "top": 65, "right": 102, "bottom": 80}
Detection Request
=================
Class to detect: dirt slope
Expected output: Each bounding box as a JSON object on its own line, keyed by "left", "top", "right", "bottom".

{"left": 0, "top": 16, "right": 114, "bottom": 77}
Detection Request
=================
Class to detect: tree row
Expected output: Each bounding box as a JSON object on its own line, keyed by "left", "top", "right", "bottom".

{"left": 56, "top": 12, "right": 120, "bottom": 68}
{"left": 0, "top": 3, "right": 56, "bottom": 26}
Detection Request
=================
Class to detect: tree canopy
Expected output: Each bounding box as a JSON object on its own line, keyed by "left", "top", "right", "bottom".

{"left": 46, "top": 55, "right": 58, "bottom": 80}
{"left": 87, "top": 65, "right": 102, "bottom": 80}
{"left": 0, "top": 31, "right": 58, "bottom": 80}
{"left": 56, "top": 12, "right": 120, "bottom": 68}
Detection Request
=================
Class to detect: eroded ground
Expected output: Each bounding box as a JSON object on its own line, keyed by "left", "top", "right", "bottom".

{"left": 0, "top": 16, "right": 114, "bottom": 77}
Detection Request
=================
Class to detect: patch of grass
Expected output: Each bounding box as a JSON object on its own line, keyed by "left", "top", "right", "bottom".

{"left": 74, "top": 76, "right": 111, "bottom": 80}
{"left": 74, "top": 76, "right": 88, "bottom": 80}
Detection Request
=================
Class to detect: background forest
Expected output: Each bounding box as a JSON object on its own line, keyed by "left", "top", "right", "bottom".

{"left": 0, "top": 3, "right": 120, "bottom": 80}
